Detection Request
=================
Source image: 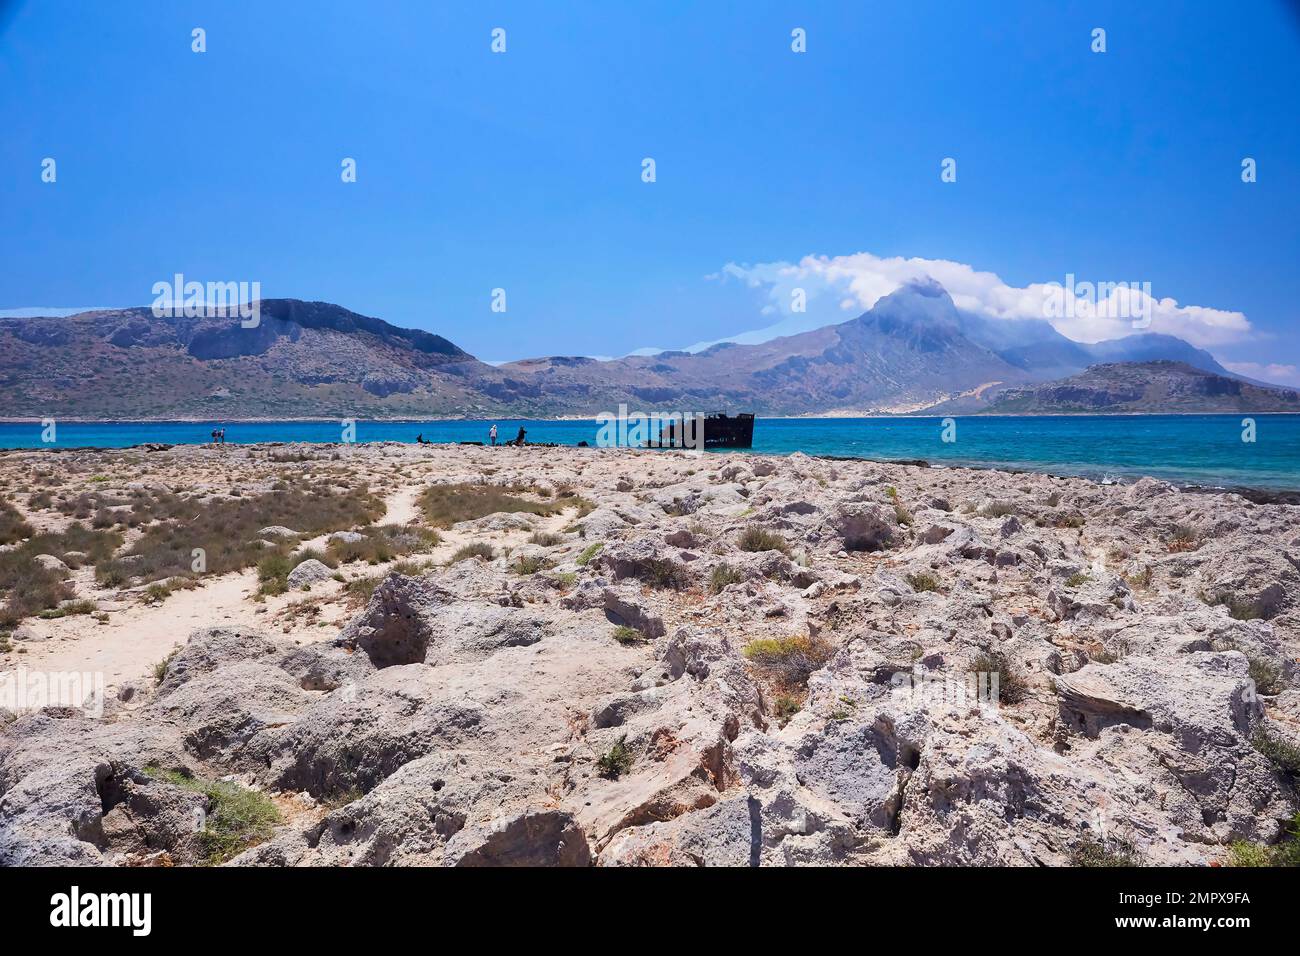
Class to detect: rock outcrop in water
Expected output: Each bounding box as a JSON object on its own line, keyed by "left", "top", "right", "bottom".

{"left": 1, "top": 446, "right": 1297, "bottom": 866}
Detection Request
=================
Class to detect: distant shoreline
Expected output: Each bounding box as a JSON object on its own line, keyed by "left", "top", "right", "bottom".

{"left": 3, "top": 411, "right": 1300, "bottom": 424}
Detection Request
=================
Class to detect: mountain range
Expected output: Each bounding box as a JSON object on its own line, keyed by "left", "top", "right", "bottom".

{"left": 2, "top": 280, "right": 1295, "bottom": 418}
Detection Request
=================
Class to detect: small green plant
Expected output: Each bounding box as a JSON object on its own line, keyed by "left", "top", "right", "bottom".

{"left": 553, "top": 571, "right": 577, "bottom": 587}
{"left": 1070, "top": 833, "right": 1143, "bottom": 867}
{"left": 152, "top": 647, "right": 180, "bottom": 684}
{"left": 596, "top": 735, "right": 634, "bottom": 779}
{"left": 1248, "top": 656, "right": 1286, "bottom": 696}
{"left": 145, "top": 766, "right": 281, "bottom": 865}
{"left": 709, "top": 562, "right": 743, "bottom": 594}
{"left": 144, "top": 582, "right": 173, "bottom": 604}
{"left": 1226, "top": 813, "right": 1300, "bottom": 867}
{"left": 511, "top": 554, "right": 553, "bottom": 575}
{"left": 256, "top": 553, "right": 292, "bottom": 596}
{"left": 529, "top": 531, "right": 563, "bottom": 547}
{"left": 905, "top": 571, "right": 941, "bottom": 593}
{"left": 1202, "top": 591, "right": 1263, "bottom": 621}
{"left": 971, "top": 651, "right": 1029, "bottom": 705}
{"left": 1166, "top": 523, "right": 1201, "bottom": 553}
{"left": 1226, "top": 840, "right": 1273, "bottom": 867}
{"left": 1123, "top": 565, "right": 1153, "bottom": 590}
{"left": 344, "top": 574, "right": 382, "bottom": 606}
{"left": 641, "top": 558, "right": 688, "bottom": 590}
{"left": 737, "top": 526, "right": 789, "bottom": 555}
{"left": 1252, "top": 726, "right": 1300, "bottom": 777}
{"left": 743, "top": 635, "right": 835, "bottom": 690}
{"left": 575, "top": 542, "right": 603, "bottom": 566}
{"left": 38, "top": 598, "right": 97, "bottom": 619}
{"left": 1064, "top": 572, "right": 1090, "bottom": 588}
{"left": 612, "top": 625, "right": 645, "bottom": 646}
{"left": 450, "top": 542, "right": 495, "bottom": 563}
{"left": 772, "top": 693, "right": 801, "bottom": 725}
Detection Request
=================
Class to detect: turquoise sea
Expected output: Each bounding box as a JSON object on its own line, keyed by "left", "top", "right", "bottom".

{"left": 2, "top": 416, "right": 1298, "bottom": 490}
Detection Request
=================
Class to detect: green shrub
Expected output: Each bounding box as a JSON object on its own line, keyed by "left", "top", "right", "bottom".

{"left": 743, "top": 635, "right": 835, "bottom": 690}
{"left": 1064, "top": 572, "right": 1090, "bottom": 588}
{"left": 906, "top": 571, "right": 941, "bottom": 593}
{"left": 419, "top": 482, "right": 569, "bottom": 528}
{"left": 1070, "top": 834, "right": 1143, "bottom": 867}
{"left": 450, "top": 542, "right": 495, "bottom": 563}
{"left": 737, "top": 526, "right": 789, "bottom": 554}
{"left": 145, "top": 766, "right": 281, "bottom": 865}
{"left": 1226, "top": 813, "right": 1300, "bottom": 867}
{"left": 153, "top": 647, "right": 180, "bottom": 684}
{"left": 641, "top": 558, "right": 687, "bottom": 590}
{"left": 344, "top": 574, "right": 382, "bottom": 606}
{"left": 1166, "top": 523, "right": 1201, "bottom": 552}
{"left": 328, "top": 524, "right": 440, "bottom": 565}
{"left": 37, "top": 598, "right": 97, "bottom": 619}
{"left": 1122, "top": 565, "right": 1153, "bottom": 590}
{"left": 773, "top": 693, "right": 801, "bottom": 725}
{"left": 1248, "top": 656, "right": 1286, "bottom": 696}
{"left": 575, "top": 542, "right": 603, "bottom": 566}
{"left": 612, "top": 625, "right": 646, "bottom": 646}
{"left": 596, "top": 735, "right": 634, "bottom": 780}
{"left": 0, "top": 498, "right": 34, "bottom": 545}
{"left": 99, "top": 484, "right": 382, "bottom": 586}
{"left": 971, "top": 651, "right": 1029, "bottom": 705}
{"left": 511, "top": 554, "right": 553, "bottom": 575}
{"left": 529, "top": 531, "right": 563, "bottom": 547}
{"left": 1252, "top": 726, "right": 1300, "bottom": 777}
{"left": 256, "top": 553, "right": 292, "bottom": 596}
{"left": 709, "top": 562, "right": 743, "bottom": 594}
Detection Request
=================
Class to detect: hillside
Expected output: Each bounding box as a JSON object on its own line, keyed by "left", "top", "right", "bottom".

{"left": 979, "top": 361, "right": 1300, "bottom": 414}
{"left": 0, "top": 286, "right": 1270, "bottom": 418}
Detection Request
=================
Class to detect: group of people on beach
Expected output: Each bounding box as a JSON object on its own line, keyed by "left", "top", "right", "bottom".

{"left": 414, "top": 424, "right": 526, "bottom": 447}
{"left": 209, "top": 427, "right": 226, "bottom": 444}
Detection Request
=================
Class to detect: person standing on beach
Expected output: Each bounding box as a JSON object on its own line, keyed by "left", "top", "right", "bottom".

{"left": 489, "top": 424, "right": 498, "bottom": 446}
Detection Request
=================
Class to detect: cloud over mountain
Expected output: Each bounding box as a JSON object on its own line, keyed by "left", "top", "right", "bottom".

{"left": 710, "top": 252, "right": 1252, "bottom": 350}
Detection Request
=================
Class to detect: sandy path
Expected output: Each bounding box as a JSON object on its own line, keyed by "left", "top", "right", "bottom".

{"left": 3, "top": 484, "right": 586, "bottom": 690}
{"left": 11, "top": 570, "right": 269, "bottom": 688}
{"left": 5, "top": 484, "right": 427, "bottom": 689}
{"left": 382, "top": 485, "right": 423, "bottom": 525}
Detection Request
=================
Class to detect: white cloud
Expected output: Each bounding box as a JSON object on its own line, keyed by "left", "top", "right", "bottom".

{"left": 1222, "top": 361, "right": 1300, "bottom": 388}
{"left": 708, "top": 252, "right": 1252, "bottom": 349}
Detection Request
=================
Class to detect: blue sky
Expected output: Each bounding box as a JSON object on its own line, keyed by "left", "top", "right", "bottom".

{"left": 1, "top": 0, "right": 1298, "bottom": 380}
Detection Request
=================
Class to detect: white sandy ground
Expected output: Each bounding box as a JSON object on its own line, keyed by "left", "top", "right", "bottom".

{"left": 6, "top": 483, "right": 573, "bottom": 689}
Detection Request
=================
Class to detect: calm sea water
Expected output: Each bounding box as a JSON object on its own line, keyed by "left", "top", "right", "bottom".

{"left": 2, "top": 416, "right": 1297, "bottom": 490}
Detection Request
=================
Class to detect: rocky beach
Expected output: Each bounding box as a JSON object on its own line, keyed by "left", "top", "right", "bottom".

{"left": 1, "top": 442, "right": 1297, "bottom": 866}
